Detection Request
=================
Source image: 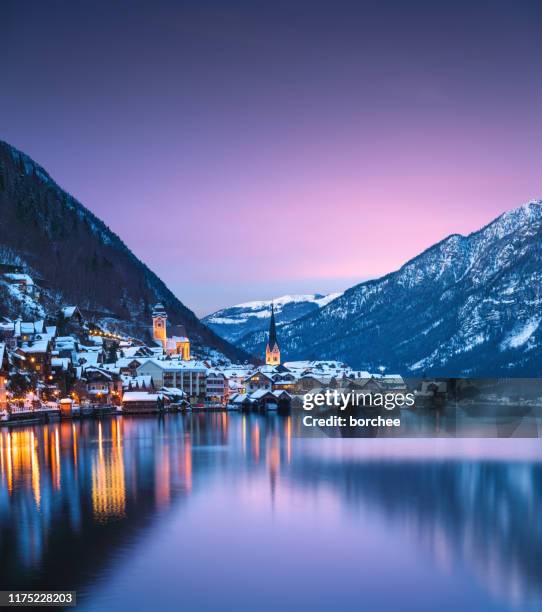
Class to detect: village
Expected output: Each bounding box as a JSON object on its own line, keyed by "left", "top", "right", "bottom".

{"left": 0, "top": 269, "right": 410, "bottom": 424}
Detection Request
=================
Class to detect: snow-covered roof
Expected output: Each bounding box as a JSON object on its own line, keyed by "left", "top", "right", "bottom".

{"left": 20, "top": 339, "right": 49, "bottom": 353}
{"left": 219, "top": 366, "right": 254, "bottom": 378}
{"left": 121, "top": 346, "right": 148, "bottom": 358}
{"left": 166, "top": 336, "right": 189, "bottom": 345}
{"left": 249, "top": 389, "right": 275, "bottom": 400}
{"left": 159, "top": 386, "right": 186, "bottom": 397}
{"left": 137, "top": 358, "right": 207, "bottom": 372}
{"left": 229, "top": 393, "right": 250, "bottom": 404}
{"left": 85, "top": 366, "right": 113, "bottom": 380}
{"left": 56, "top": 336, "right": 77, "bottom": 347}
{"left": 77, "top": 352, "right": 100, "bottom": 366}
{"left": 62, "top": 306, "right": 78, "bottom": 318}
{"left": 51, "top": 357, "right": 70, "bottom": 370}
{"left": 122, "top": 374, "right": 153, "bottom": 388}
{"left": 116, "top": 356, "right": 146, "bottom": 368}
{"left": 244, "top": 370, "right": 274, "bottom": 382}
{"left": 206, "top": 369, "right": 225, "bottom": 378}
{"left": 122, "top": 392, "right": 160, "bottom": 402}
{"left": 272, "top": 389, "right": 291, "bottom": 398}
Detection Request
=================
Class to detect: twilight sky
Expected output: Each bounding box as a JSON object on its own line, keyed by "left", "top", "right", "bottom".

{"left": 3, "top": 0, "right": 542, "bottom": 315}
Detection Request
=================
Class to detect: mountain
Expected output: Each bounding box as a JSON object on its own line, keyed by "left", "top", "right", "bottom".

{"left": 251, "top": 201, "right": 542, "bottom": 376}
{"left": 203, "top": 293, "right": 342, "bottom": 347}
{"left": 0, "top": 140, "right": 249, "bottom": 362}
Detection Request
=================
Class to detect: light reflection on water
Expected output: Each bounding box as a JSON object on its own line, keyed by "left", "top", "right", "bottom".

{"left": 0, "top": 414, "right": 541, "bottom": 612}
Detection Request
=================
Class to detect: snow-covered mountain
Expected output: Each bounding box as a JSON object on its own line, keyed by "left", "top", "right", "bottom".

{"left": 203, "top": 293, "right": 342, "bottom": 345}
{"left": 238, "top": 201, "right": 542, "bottom": 376}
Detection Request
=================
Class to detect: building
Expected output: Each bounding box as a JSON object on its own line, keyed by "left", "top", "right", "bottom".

{"left": 265, "top": 303, "right": 281, "bottom": 366}
{"left": 122, "top": 391, "right": 162, "bottom": 413}
{"left": 152, "top": 303, "right": 190, "bottom": 360}
{"left": 165, "top": 324, "right": 190, "bottom": 360}
{"left": 272, "top": 372, "right": 297, "bottom": 392}
{"left": 84, "top": 367, "right": 123, "bottom": 404}
{"left": 152, "top": 303, "right": 168, "bottom": 348}
{"left": 0, "top": 342, "right": 7, "bottom": 411}
{"left": 136, "top": 359, "right": 207, "bottom": 402}
{"left": 206, "top": 370, "right": 228, "bottom": 404}
{"left": 244, "top": 371, "right": 274, "bottom": 392}
{"left": 17, "top": 337, "right": 52, "bottom": 379}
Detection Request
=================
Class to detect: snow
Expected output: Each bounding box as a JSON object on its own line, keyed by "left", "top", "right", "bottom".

{"left": 122, "top": 392, "right": 160, "bottom": 402}
{"left": 4, "top": 273, "right": 34, "bottom": 285}
{"left": 206, "top": 292, "right": 343, "bottom": 323}
{"left": 501, "top": 318, "right": 541, "bottom": 350}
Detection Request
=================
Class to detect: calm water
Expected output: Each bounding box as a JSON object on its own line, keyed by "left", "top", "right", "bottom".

{"left": 1, "top": 414, "right": 542, "bottom": 611}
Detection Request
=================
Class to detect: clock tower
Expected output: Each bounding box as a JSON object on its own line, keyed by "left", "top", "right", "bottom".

{"left": 152, "top": 303, "right": 167, "bottom": 348}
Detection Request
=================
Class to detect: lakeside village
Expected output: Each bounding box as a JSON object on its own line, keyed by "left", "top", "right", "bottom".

{"left": 2, "top": 272, "right": 535, "bottom": 426}
{"left": 0, "top": 271, "right": 416, "bottom": 425}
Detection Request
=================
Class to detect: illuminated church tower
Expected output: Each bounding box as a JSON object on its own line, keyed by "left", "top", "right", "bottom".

{"left": 265, "top": 303, "right": 281, "bottom": 366}
{"left": 152, "top": 303, "right": 167, "bottom": 348}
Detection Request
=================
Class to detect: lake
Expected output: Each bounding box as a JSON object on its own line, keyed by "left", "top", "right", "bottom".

{"left": 0, "top": 414, "right": 541, "bottom": 611}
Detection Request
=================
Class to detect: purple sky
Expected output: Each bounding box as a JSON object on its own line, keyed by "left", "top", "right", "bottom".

{"left": 3, "top": 0, "right": 542, "bottom": 315}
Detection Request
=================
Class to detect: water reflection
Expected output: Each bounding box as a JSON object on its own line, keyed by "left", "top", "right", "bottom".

{"left": 0, "top": 415, "right": 540, "bottom": 611}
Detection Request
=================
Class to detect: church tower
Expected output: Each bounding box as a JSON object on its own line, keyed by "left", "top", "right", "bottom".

{"left": 265, "top": 303, "right": 281, "bottom": 366}
{"left": 152, "top": 303, "right": 167, "bottom": 348}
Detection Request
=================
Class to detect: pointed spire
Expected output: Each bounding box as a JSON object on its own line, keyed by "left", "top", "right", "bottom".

{"left": 268, "top": 301, "right": 279, "bottom": 349}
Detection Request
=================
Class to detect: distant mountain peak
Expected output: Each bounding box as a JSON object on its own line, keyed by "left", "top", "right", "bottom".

{"left": 203, "top": 292, "right": 343, "bottom": 347}
{"left": 232, "top": 200, "right": 542, "bottom": 376}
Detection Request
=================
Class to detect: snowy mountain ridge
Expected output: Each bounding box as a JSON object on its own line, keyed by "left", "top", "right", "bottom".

{"left": 236, "top": 200, "right": 542, "bottom": 376}
{"left": 203, "top": 292, "right": 343, "bottom": 344}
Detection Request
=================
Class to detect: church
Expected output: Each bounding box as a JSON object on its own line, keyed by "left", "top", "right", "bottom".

{"left": 152, "top": 303, "right": 191, "bottom": 360}
{"left": 265, "top": 303, "right": 281, "bottom": 366}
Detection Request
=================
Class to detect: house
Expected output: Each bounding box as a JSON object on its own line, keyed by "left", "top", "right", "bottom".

{"left": 206, "top": 370, "right": 228, "bottom": 404}
{"left": 17, "top": 337, "right": 52, "bottom": 379}
{"left": 122, "top": 374, "right": 154, "bottom": 392}
{"left": 122, "top": 391, "right": 163, "bottom": 414}
{"left": 272, "top": 372, "right": 297, "bottom": 392}
{"left": 116, "top": 357, "right": 146, "bottom": 377}
{"left": 246, "top": 389, "right": 291, "bottom": 411}
{"left": 244, "top": 371, "right": 274, "bottom": 392}
{"left": 61, "top": 306, "right": 84, "bottom": 324}
{"left": 14, "top": 319, "right": 45, "bottom": 344}
{"left": 84, "top": 367, "right": 122, "bottom": 404}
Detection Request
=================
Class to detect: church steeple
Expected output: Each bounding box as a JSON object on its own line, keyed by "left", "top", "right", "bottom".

{"left": 265, "top": 302, "right": 281, "bottom": 366}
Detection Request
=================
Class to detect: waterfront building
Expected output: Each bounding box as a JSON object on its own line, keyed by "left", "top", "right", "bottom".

{"left": 136, "top": 359, "right": 207, "bottom": 402}
{"left": 0, "top": 342, "right": 7, "bottom": 411}
{"left": 121, "top": 391, "right": 162, "bottom": 413}
{"left": 206, "top": 370, "right": 228, "bottom": 404}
